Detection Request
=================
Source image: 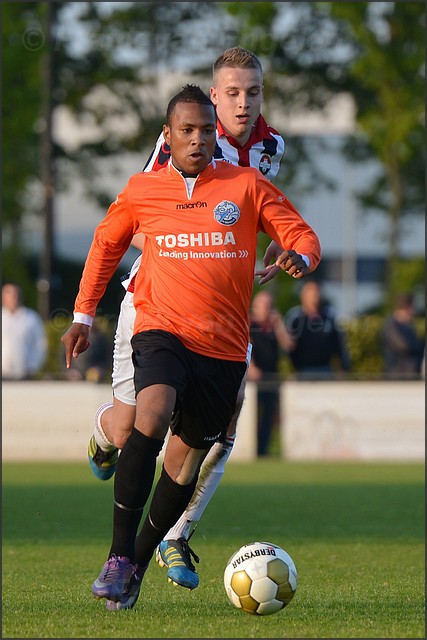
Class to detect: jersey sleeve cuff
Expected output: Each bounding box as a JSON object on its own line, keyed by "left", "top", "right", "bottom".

{"left": 73, "top": 312, "right": 94, "bottom": 327}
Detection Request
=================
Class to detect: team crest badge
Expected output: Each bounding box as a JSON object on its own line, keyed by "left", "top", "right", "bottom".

{"left": 259, "top": 154, "right": 272, "bottom": 175}
{"left": 213, "top": 200, "right": 240, "bottom": 226}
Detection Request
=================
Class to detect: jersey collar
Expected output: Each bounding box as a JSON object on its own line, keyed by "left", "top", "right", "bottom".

{"left": 168, "top": 158, "right": 217, "bottom": 178}
{"left": 216, "top": 114, "right": 270, "bottom": 151}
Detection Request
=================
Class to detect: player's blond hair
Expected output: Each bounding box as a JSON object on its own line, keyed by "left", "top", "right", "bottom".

{"left": 213, "top": 47, "right": 263, "bottom": 82}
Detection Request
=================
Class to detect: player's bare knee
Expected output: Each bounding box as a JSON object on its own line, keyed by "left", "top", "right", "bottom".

{"left": 111, "top": 430, "right": 131, "bottom": 450}
{"left": 109, "top": 401, "right": 136, "bottom": 449}
{"left": 135, "top": 413, "right": 171, "bottom": 441}
{"left": 175, "top": 448, "right": 207, "bottom": 485}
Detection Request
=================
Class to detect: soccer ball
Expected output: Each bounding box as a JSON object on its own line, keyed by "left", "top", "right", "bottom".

{"left": 223, "top": 541, "right": 298, "bottom": 616}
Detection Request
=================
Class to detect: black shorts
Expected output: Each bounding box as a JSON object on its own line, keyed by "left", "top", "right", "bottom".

{"left": 131, "top": 330, "right": 246, "bottom": 449}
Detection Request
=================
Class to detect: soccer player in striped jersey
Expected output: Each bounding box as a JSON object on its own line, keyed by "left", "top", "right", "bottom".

{"left": 87, "top": 47, "right": 287, "bottom": 591}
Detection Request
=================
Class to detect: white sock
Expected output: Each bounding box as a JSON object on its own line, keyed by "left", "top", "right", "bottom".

{"left": 165, "top": 435, "right": 235, "bottom": 541}
{"left": 93, "top": 402, "right": 115, "bottom": 451}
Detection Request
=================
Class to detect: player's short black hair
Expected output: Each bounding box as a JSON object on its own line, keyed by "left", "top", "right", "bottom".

{"left": 166, "top": 84, "right": 215, "bottom": 125}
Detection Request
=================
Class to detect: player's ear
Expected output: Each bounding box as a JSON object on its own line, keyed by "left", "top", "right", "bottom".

{"left": 210, "top": 86, "right": 218, "bottom": 105}
{"left": 163, "top": 123, "right": 171, "bottom": 145}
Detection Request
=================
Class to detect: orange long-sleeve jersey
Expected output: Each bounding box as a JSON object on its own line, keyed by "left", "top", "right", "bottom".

{"left": 74, "top": 160, "right": 321, "bottom": 361}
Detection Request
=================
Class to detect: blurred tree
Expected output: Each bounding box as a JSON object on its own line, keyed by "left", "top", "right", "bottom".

{"left": 1, "top": 1, "right": 219, "bottom": 315}
{"left": 327, "top": 2, "right": 424, "bottom": 309}
{"left": 223, "top": 1, "right": 425, "bottom": 310}
{"left": 2, "top": 3, "right": 45, "bottom": 303}
{"left": 3, "top": 1, "right": 424, "bottom": 317}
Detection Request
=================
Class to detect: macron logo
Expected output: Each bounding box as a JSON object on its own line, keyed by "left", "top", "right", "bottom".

{"left": 176, "top": 201, "right": 207, "bottom": 210}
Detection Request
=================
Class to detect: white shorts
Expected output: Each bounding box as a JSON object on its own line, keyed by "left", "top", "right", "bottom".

{"left": 111, "top": 291, "right": 253, "bottom": 406}
{"left": 111, "top": 291, "right": 137, "bottom": 405}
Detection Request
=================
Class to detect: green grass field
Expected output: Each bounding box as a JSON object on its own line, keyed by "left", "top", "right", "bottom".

{"left": 2, "top": 460, "right": 425, "bottom": 638}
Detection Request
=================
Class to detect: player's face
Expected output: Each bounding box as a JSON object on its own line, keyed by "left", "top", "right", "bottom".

{"left": 210, "top": 67, "right": 263, "bottom": 146}
{"left": 164, "top": 102, "right": 217, "bottom": 175}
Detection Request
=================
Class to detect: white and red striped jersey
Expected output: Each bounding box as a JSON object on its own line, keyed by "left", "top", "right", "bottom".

{"left": 144, "top": 114, "right": 285, "bottom": 179}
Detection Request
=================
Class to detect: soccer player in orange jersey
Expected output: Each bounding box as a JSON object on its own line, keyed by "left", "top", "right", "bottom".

{"left": 62, "top": 84, "right": 320, "bottom": 611}
{"left": 87, "top": 47, "right": 289, "bottom": 594}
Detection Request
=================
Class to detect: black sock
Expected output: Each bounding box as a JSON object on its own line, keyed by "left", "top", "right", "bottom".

{"left": 135, "top": 465, "right": 197, "bottom": 568}
{"left": 109, "top": 428, "right": 163, "bottom": 561}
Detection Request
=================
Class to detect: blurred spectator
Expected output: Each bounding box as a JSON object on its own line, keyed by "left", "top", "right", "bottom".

{"left": 285, "top": 280, "right": 351, "bottom": 380}
{"left": 247, "top": 290, "right": 293, "bottom": 456}
{"left": 2, "top": 282, "right": 48, "bottom": 380}
{"left": 381, "top": 292, "right": 424, "bottom": 379}
{"left": 63, "top": 317, "right": 112, "bottom": 383}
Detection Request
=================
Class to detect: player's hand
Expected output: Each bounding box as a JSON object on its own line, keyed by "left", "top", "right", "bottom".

{"left": 275, "top": 250, "right": 309, "bottom": 279}
{"left": 61, "top": 323, "right": 91, "bottom": 369}
{"left": 255, "top": 240, "right": 283, "bottom": 285}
